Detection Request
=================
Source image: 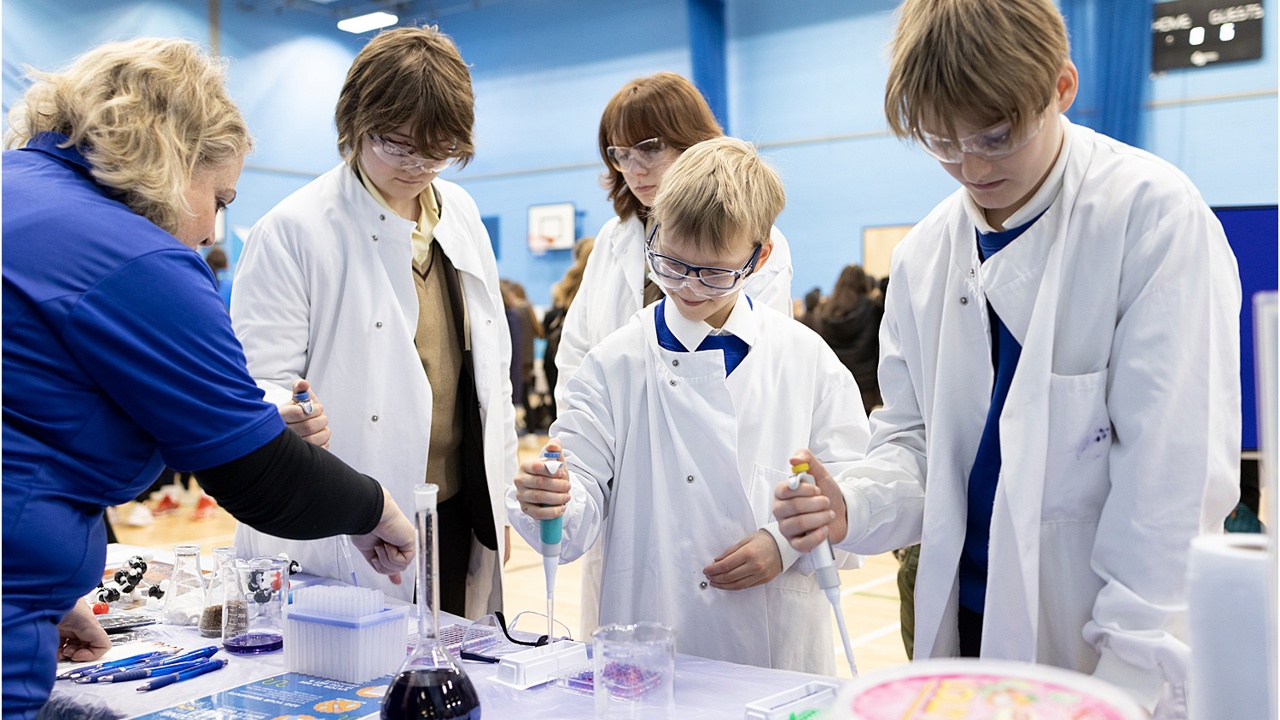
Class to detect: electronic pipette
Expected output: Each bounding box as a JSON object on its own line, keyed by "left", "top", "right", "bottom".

{"left": 789, "top": 462, "right": 857, "bottom": 676}
{"left": 539, "top": 448, "right": 564, "bottom": 641}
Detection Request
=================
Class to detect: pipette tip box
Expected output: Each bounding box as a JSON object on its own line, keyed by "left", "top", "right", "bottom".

{"left": 744, "top": 679, "right": 844, "bottom": 720}
{"left": 283, "top": 586, "right": 408, "bottom": 683}
{"left": 494, "top": 640, "right": 588, "bottom": 690}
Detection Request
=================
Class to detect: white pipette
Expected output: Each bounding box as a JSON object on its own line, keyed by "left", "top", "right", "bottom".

{"left": 789, "top": 462, "right": 857, "bottom": 676}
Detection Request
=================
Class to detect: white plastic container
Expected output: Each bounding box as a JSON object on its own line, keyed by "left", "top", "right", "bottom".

{"left": 494, "top": 640, "right": 589, "bottom": 690}
{"left": 283, "top": 586, "right": 408, "bottom": 683}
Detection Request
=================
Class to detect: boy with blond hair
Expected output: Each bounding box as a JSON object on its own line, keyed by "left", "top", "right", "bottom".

{"left": 509, "top": 137, "right": 869, "bottom": 674}
{"left": 774, "top": 0, "right": 1240, "bottom": 715}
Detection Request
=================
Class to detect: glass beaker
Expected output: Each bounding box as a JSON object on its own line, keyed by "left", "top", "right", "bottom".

{"left": 162, "top": 544, "right": 205, "bottom": 626}
{"left": 200, "top": 546, "right": 236, "bottom": 638}
{"left": 223, "top": 556, "right": 288, "bottom": 654}
{"left": 592, "top": 622, "right": 675, "bottom": 720}
{"left": 381, "top": 484, "right": 480, "bottom": 720}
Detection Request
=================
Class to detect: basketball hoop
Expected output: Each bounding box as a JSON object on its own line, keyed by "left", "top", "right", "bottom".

{"left": 528, "top": 234, "right": 555, "bottom": 257}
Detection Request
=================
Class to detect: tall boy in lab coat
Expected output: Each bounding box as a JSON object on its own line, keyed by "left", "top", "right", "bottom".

{"left": 509, "top": 137, "right": 870, "bottom": 674}
{"left": 773, "top": 0, "right": 1240, "bottom": 716}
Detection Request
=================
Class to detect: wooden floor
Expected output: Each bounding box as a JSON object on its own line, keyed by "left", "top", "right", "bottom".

{"left": 113, "top": 434, "right": 910, "bottom": 678}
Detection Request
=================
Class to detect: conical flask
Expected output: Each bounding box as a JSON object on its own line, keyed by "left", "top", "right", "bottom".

{"left": 162, "top": 544, "right": 205, "bottom": 626}
{"left": 381, "top": 484, "right": 480, "bottom": 719}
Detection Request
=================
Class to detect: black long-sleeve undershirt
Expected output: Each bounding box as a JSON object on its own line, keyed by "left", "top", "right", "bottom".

{"left": 193, "top": 429, "right": 384, "bottom": 540}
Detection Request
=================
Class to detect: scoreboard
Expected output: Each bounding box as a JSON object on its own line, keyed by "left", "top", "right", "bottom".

{"left": 1152, "top": 1, "right": 1265, "bottom": 71}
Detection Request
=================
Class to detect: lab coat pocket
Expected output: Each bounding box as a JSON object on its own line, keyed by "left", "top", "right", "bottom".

{"left": 1041, "top": 369, "right": 1111, "bottom": 522}
{"left": 748, "top": 463, "right": 791, "bottom": 527}
{"left": 766, "top": 563, "right": 817, "bottom": 594}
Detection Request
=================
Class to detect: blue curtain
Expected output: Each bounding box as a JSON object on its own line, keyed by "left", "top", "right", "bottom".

{"left": 1060, "top": 0, "right": 1151, "bottom": 147}
{"left": 687, "top": 0, "right": 728, "bottom": 133}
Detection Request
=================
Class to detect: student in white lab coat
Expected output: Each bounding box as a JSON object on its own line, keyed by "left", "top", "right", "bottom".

{"left": 555, "top": 72, "right": 795, "bottom": 637}
{"left": 774, "top": 0, "right": 1240, "bottom": 716}
{"left": 231, "top": 27, "right": 517, "bottom": 617}
{"left": 510, "top": 138, "right": 869, "bottom": 674}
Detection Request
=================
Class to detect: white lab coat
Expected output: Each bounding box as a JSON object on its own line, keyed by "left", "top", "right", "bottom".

{"left": 510, "top": 297, "right": 869, "bottom": 674}
{"left": 230, "top": 164, "right": 518, "bottom": 616}
{"left": 554, "top": 214, "right": 794, "bottom": 636}
{"left": 833, "top": 119, "right": 1240, "bottom": 713}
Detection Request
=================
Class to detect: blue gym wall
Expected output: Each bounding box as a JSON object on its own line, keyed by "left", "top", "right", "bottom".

{"left": 4, "top": 0, "right": 1276, "bottom": 304}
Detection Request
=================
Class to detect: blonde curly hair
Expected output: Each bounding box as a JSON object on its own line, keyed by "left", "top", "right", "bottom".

{"left": 5, "top": 37, "right": 252, "bottom": 236}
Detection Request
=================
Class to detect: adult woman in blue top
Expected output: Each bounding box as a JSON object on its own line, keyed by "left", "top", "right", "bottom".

{"left": 1, "top": 38, "right": 416, "bottom": 720}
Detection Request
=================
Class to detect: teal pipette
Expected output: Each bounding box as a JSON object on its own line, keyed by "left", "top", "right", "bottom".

{"left": 539, "top": 448, "right": 563, "bottom": 640}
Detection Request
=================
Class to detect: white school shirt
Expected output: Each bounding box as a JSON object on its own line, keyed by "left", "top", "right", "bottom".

{"left": 509, "top": 295, "right": 870, "bottom": 674}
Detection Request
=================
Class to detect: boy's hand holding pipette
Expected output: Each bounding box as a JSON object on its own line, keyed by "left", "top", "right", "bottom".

{"left": 513, "top": 438, "right": 570, "bottom": 520}
{"left": 703, "top": 530, "right": 783, "bottom": 590}
{"left": 773, "top": 449, "right": 848, "bottom": 552}
{"left": 281, "top": 379, "right": 330, "bottom": 449}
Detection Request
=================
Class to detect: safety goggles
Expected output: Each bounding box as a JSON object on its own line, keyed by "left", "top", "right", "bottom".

{"left": 605, "top": 137, "right": 672, "bottom": 173}
{"left": 917, "top": 111, "right": 1048, "bottom": 164}
{"left": 455, "top": 611, "right": 572, "bottom": 663}
{"left": 645, "top": 223, "right": 761, "bottom": 299}
{"left": 368, "top": 133, "right": 458, "bottom": 173}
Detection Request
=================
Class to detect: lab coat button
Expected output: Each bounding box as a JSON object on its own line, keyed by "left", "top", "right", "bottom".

{"left": 699, "top": 581, "right": 708, "bottom": 590}
{"left": 686, "top": 475, "right": 694, "bottom": 484}
{"left": 959, "top": 296, "right": 969, "bottom": 305}
{"left": 486, "top": 319, "right": 492, "bottom": 325}
{"left": 379, "top": 214, "right": 386, "bottom": 221}
{"left": 669, "top": 380, "right": 677, "bottom": 387}
{"left": 375, "top": 321, "right": 383, "bottom": 328}
{"left": 969, "top": 268, "right": 975, "bottom": 277}
{"left": 372, "top": 235, "right": 379, "bottom": 242}
{"left": 371, "top": 415, "right": 379, "bottom": 422}
{"left": 672, "top": 359, "right": 680, "bottom": 367}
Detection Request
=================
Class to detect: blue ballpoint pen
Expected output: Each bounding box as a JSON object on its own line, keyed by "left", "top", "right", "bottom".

{"left": 136, "top": 659, "right": 228, "bottom": 692}
{"left": 95, "top": 659, "right": 213, "bottom": 684}
{"left": 149, "top": 645, "right": 220, "bottom": 665}
{"left": 77, "top": 646, "right": 220, "bottom": 683}
{"left": 58, "top": 650, "right": 173, "bottom": 680}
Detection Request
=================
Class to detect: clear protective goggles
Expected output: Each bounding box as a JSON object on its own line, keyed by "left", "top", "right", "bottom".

{"left": 917, "top": 111, "right": 1048, "bottom": 164}
{"left": 644, "top": 223, "right": 761, "bottom": 299}
{"left": 368, "top": 133, "right": 458, "bottom": 173}
{"left": 452, "top": 611, "right": 572, "bottom": 664}
{"left": 606, "top": 137, "right": 672, "bottom": 173}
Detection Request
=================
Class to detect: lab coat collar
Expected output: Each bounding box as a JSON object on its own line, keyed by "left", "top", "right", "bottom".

{"left": 337, "top": 163, "right": 417, "bottom": 234}
{"left": 662, "top": 293, "right": 757, "bottom": 352}
{"left": 335, "top": 165, "right": 484, "bottom": 281}
{"left": 603, "top": 215, "right": 647, "bottom": 302}
{"left": 964, "top": 115, "right": 1072, "bottom": 234}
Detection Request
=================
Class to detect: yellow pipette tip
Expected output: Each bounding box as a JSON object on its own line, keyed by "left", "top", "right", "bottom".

{"left": 791, "top": 463, "right": 810, "bottom": 473}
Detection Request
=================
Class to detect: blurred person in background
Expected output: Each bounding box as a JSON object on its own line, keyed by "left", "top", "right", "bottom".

{"left": 814, "top": 264, "right": 883, "bottom": 415}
